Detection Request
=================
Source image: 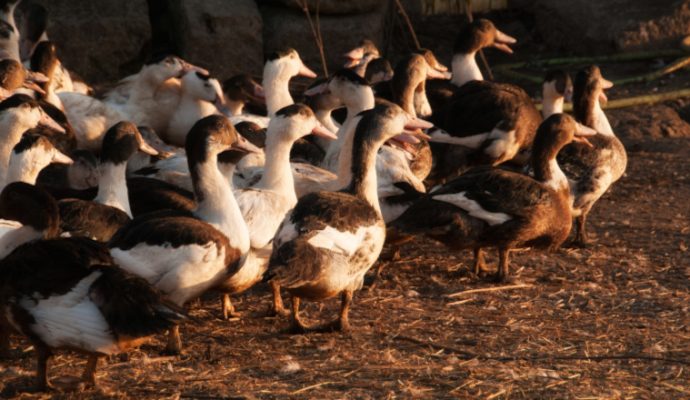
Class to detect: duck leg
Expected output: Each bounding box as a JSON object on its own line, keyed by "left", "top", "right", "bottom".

{"left": 495, "top": 248, "right": 511, "bottom": 282}
{"left": 288, "top": 296, "right": 309, "bottom": 334}
{"left": 473, "top": 248, "right": 486, "bottom": 276}
{"left": 221, "top": 294, "right": 242, "bottom": 319}
{"left": 317, "top": 290, "right": 353, "bottom": 333}
{"left": 164, "top": 325, "right": 182, "bottom": 355}
{"left": 35, "top": 345, "right": 52, "bottom": 391}
{"left": 574, "top": 213, "right": 589, "bottom": 247}
{"left": 82, "top": 354, "right": 100, "bottom": 387}
{"left": 269, "top": 281, "right": 290, "bottom": 317}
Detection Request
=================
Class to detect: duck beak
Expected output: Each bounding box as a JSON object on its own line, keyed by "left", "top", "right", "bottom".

{"left": 404, "top": 116, "right": 434, "bottom": 131}
{"left": 298, "top": 62, "right": 317, "bottom": 79}
{"left": 601, "top": 77, "right": 614, "bottom": 89}
{"left": 343, "top": 47, "right": 364, "bottom": 67}
{"left": 181, "top": 60, "right": 209, "bottom": 75}
{"left": 232, "top": 134, "right": 262, "bottom": 154}
{"left": 252, "top": 82, "right": 265, "bottom": 101}
{"left": 572, "top": 122, "right": 597, "bottom": 147}
{"left": 311, "top": 123, "right": 337, "bottom": 140}
{"left": 52, "top": 150, "right": 73, "bottom": 165}
{"left": 303, "top": 82, "right": 329, "bottom": 96}
{"left": 22, "top": 80, "right": 46, "bottom": 95}
{"left": 26, "top": 70, "right": 49, "bottom": 83}
{"left": 493, "top": 29, "right": 517, "bottom": 54}
{"left": 39, "top": 109, "right": 65, "bottom": 133}
{"left": 426, "top": 66, "right": 448, "bottom": 80}
{"left": 139, "top": 139, "right": 159, "bottom": 156}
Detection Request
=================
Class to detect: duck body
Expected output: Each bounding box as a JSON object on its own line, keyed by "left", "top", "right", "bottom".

{"left": 556, "top": 66, "right": 627, "bottom": 245}
{"left": 392, "top": 114, "right": 595, "bottom": 281}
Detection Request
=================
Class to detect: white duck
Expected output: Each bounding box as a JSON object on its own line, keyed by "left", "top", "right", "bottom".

{"left": 218, "top": 103, "right": 336, "bottom": 318}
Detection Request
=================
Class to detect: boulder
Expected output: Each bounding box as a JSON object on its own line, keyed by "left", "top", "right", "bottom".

{"left": 274, "top": 0, "right": 380, "bottom": 15}
{"left": 516, "top": 0, "right": 690, "bottom": 53}
{"left": 260, "top": 2, "right": 391, "bottom": 77}
{"left": 31, "top": 0, "right": 151, "bottom": 84}
{"left": 168, "top": 0, "right": 263, "bottom": 80}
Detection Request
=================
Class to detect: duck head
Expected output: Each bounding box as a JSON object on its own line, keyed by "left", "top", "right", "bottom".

{"left": 265, "top": 48, "right": 317, "bottom": 80}
{"left": 186, "top": 115, "right": 261, "bottom": 168}
{"left": 453, "top": 19, "right": 517, "bottom": 55}
{"left": 142, "top": 54, "right": 208, "bottom": 84}
{"left": 365, "top": 57, "right": 394, "bottom": 84}
{"left": 343, "top": 39, "right": 380, "bottom": 68}
{"left": 100, "top": 121, "right": 158, "bottom": 166}
{"left": 222, "top": 74, "right": 265, "bottom": 113}
{"left": 181, "top": 70, "right": 226, "bottom": 112}
{"left": 269, "top": 103, "right": 337, "bottom": 144}
{"left": 0, "top": 181, "right": 60, "bottom": 238}
{"left": 541, "top": 69, "right": 572, "bottom": 118}
{"left": 0, "top": 94, "right": 64, "bottom": 133}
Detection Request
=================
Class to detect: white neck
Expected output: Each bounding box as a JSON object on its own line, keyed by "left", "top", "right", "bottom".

{"left": 544, "top": 158, "right": 569, "bottom": 193}
{"left": 315, "top": 109, "right": 339, "bottom": 134}
{"left": 0, "top": 113, "right": 34, "bottom": 185}
{"left": 5, "top": 152, "right": 47, "bottom": 186}
{"left": 256, "top": 134, "right": 297, "bottom": 203}
{"left": 94, "top": 162, "right": 132, "bottom": 217}
{"left": 324, "top": 89, "right": 375, "bottom": 173}
{"left": 193, "top": 158, "right": 250, "bottom": 254}
{"left": 335, "top": 117, "right": 361, "bottom": 187}
{"left": 592, "top": 99, "right": 614, "bottom": 136}
{"left": 451, "top": 53, "right": 483, "bottom": 87}
{"left": 542, "top": 97, "right": 564, "bottom": 118}
{"left": 0, "top": 224, "right": 43, "bottom": 259}
{"left": 226, "top": 99, "right": 245, "bottom": 116}
{"left": 263, "top": 67, "right": 294, "bottom": 117}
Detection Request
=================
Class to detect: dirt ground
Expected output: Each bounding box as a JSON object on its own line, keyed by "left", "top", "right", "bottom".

{"left": 2, "top": 13, "right": 690, "bottom": 400}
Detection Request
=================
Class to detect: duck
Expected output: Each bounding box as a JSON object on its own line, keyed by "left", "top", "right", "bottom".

{"left": 343, "top": 39, "right": 380, "bottom": 68}
{"left": 0, "top": 58, "right": 46, "bottom": 99}
{"left": 0, "top": 94, "right": 65, "bottom": 185}
{"left": 217, "top": 104, "right": 335, "bottom": 318}
{"left": 29, "top": 41, "right": 64, "bottom": 111}
{"left": 0, "top": 0, "right": 20, "bottom": 61}
{"left": 221, "top": 74, "right": 265, "bottom": 117}
{"left": 541, "top": 70, "right": 573, "bottom": 118}
{"left": 556, "top": 65, "right": 627, "bottom": 247}
{"left": 36, "top": 149, "right": 99, "bottom": 196}
{"left": 60, "top": 55, "right": 201, "bottom": 151}
{"left": 427, "top": 20, "right": 543, "bottom": 184}
{"left": 389, "top": 113, "right": 596, "bottom": 282}
{"left": 364, "top": 57, "right": 394, "bottom": 85}
{"left": 266, "top": 102, "right": 429, "bottom": 331}
{"left": 58, "top": 122, "right": 159, "bottom": 242}
{"left": 109, "top": 115, "right": 258, "bottom": 354}
{"left": 0, "top": 182, "right": 185, "bottom": 391}
{"left": 16, "top": 2, "right": 90, "bottom": 95}
{"left": 228, "top": 48, "right": 317, "bottom": 128}
{"left": 164, "top": 70, "right": 226, "bottom": 146}
{"left": 2, "top": 133, "right": 73, "bottom": 192}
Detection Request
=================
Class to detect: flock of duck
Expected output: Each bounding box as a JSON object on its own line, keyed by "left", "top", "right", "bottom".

{"left": 0, "top": 1, "right": 627, "bottom": 392}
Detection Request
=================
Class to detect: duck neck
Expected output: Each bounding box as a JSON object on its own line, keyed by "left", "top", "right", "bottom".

{"left": 532, "top": 151, "right": 569, "bottom": 196}
{"left": 327, "top": 88, "right": 374, "bottom": 173}
{"left": 5, "top": 154, "right": 45, "bottom": 186}
{"left": 335, "top": 117, "right": 361, "bottom": 186}
{"left": 257, "top": 133, "right": 297, "bottom": 203}
{"left": 541, "top": 96, "right": 564, "bottom": 119}
{"left": 0, "top": 114, "right": 33, "bottom": 184}
{"left": 344, "top": 137, "right": 382, "bottom": 216}
{"left": 451, "top": 52, "right": 482, "bottom": 87}
{"left": 263, "top": 68, "right": 293, "bottom": 117}
{"left": 592, "top": 98, "right": 614, "bottom": 136}
{"left": 315, "top": 108, "right": 338, "bottom": 134}
{"left": 225, "top": 99, "right": 245, "bottom": 116}
{"left": 94, "top": 162, "right": 132, "bottom": 217}
{"left": 192, "top": 158, "right": 250, "bottom": 254}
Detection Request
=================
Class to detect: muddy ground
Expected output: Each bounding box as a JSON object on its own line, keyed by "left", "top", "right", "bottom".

{"left": 1, "top": 13, "right": 690, "bottom": 400}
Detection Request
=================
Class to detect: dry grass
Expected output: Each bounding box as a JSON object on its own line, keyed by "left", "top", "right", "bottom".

{"left": 1, "top": 131, "right": 688, "bottom": 399}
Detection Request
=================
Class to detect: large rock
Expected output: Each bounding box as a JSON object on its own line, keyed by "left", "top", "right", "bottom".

{"left": 260, "top": 2, "right": 391, "bottom": 77}
{"left": 517, "top": 0, "right": 690, "bottom": 53}
{"left": 274, "top": 0, "right": 380, "bottom": 15}
{"left": 31, "top": 0, "right": 151, "bottom": 84}
{"left": 168, "top": 0, "right": 263, "bottom": 80}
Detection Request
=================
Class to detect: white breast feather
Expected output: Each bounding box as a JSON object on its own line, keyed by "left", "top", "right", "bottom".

{"left": 433, "top": 192, "right": 512, "bottom": 225}
{"left": 307, "top": 225, "right": 369, "bottom": 256}
{"left": 20, "top": 271, "right": 120, "bottom": 354}
{"left": 236, "top": 189, "right": 294, "bottom": 249}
